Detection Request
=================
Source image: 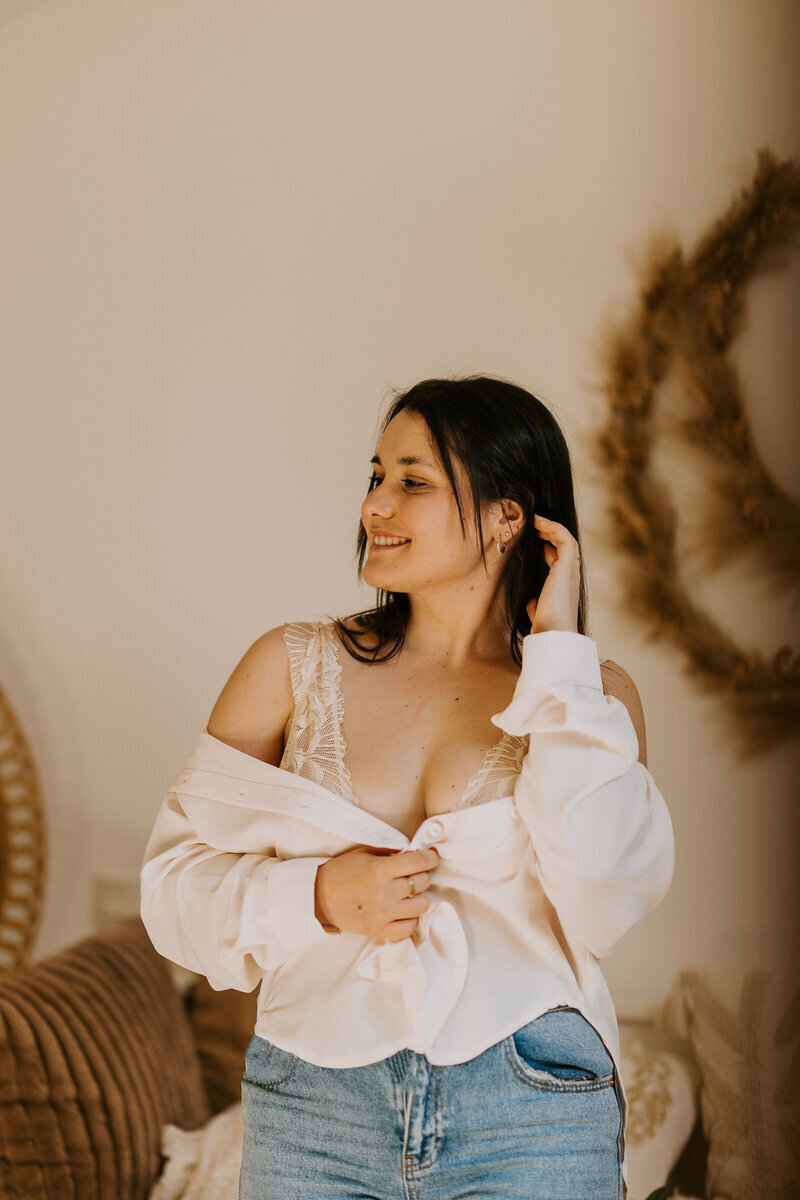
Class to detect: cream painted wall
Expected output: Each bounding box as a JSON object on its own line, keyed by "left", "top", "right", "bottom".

{"left": 1, "top": 0, "right": 798, "bottom": 1017}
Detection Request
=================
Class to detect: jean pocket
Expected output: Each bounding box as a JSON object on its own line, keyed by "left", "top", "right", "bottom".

{"left": 242, "top": 1033, "right": 299, "bottom": 1089}
{"left": 504, "top": 1009, "right": 616, "bottom": 1093}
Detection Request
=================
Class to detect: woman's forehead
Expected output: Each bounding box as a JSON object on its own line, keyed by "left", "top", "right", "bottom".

{"left": 377, "top": 411, "right": 442, "bottom": 469}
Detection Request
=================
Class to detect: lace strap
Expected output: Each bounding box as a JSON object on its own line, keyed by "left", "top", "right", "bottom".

{"left": 317, "top": 623, "right": 356, "bottom": 800}
{"left": 280, "top": 621, "right": 355, "bottom": 801}
{"left": 283, "top": 621, "right": 322, "bottom": 699}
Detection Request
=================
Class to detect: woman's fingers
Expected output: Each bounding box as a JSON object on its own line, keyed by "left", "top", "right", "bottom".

{"left": 388, "top": 849, "right": 440, "bottom": 878}
{"left": 533, "top": 513, "right": 579, "bottom": 556}
{"left": 316, "top": 845, "right": 441, "bottom": 941}
{"left": 399, "top": 893, "right": 430, "bottom": 918}
{"left": 527, "top": 514, "right": 581, "bottom": 635}
{"left": 392, "top": 870, "right": 430, "bottom": 901}
{"left": 384, "top": 918, "right": 420, "bottom": 943}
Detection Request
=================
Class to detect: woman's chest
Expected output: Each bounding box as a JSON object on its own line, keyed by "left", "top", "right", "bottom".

{"left": 337, "top": 656, "right": 521, "bottom": 837}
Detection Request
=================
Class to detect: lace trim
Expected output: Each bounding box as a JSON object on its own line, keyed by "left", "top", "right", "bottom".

{"left": 281, "top": 622, "right": 356, "bottom": 803}
{"left": 454, "top": 729, "right": 529, "bottom": 811}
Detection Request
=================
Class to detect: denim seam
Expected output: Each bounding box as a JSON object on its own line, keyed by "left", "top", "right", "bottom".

{"left": 402, "top": 1137, "right": 420, "bottom": 1200}
{"left": 502, "top": 1036, "right": 615, "bottom": 1093}
{"left": 389, "top": 1050, "right": 404, "bottom": 1085}
{"left": 248, "top": 1041, "right": 300, "bottom": 1089}
{"left": 409, "top": 1065, "right": 445, "bottom": 1172}
{"left": 402, "top": 1163, "right": 419, "bottom": 1200}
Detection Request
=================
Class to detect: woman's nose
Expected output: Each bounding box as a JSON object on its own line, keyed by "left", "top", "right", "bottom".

{"left": 364, "top": 484, "right": 394, "bottom": 518}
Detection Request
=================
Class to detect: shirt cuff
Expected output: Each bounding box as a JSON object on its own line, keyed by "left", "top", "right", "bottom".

{"left": 264, "top": 856, "right": 331, "bottom": 951}
{"left": 519, "top": 630, "right": 602, "bottom": 690}
{"left": 492, "top": 631, "right": 603, "bottom": 734}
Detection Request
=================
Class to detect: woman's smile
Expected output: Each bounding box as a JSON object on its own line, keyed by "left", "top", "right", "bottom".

{"left": 370, "top": 528, "right": 412, "bottom": 550}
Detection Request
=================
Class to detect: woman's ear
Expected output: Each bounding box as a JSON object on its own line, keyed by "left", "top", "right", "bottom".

{"left": 498, "top": 499, "right": 525, "bottom": 540}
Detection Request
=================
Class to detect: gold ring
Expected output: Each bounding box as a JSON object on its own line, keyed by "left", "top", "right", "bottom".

{"left": 407, "top": 877, "right": 416, "bottom": 899}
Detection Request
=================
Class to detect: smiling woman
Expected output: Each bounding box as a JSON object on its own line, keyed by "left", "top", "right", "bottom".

{"left": 140, "top": 374, "right": 674, "bottom": 1200}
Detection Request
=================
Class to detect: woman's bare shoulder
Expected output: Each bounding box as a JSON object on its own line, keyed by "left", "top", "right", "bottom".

{"left": 206, "top": 624, "right": 294, "bottom": 765}
{"left": 600, "top": 660, "right": 648, "bottom": 768}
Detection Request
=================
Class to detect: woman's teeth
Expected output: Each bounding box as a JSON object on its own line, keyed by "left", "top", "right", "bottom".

{"left": 373, "top": 536, "right": 410, "bottom": 546}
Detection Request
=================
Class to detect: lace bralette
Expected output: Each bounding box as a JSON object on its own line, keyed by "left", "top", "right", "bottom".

{"left": 280, "top": 620, "right": 529, "bottom": 812}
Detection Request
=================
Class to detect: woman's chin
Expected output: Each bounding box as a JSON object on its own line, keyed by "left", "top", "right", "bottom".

{"left": 363, "top": 561, "right": 407, "bottom": 592}
{"left": 362, "top": 565, "right": 391, "bottom": 589}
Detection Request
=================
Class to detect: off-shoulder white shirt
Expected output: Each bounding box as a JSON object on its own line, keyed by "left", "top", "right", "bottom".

{"left": 140, "top": 630, "right": 673, "bottom": 1077}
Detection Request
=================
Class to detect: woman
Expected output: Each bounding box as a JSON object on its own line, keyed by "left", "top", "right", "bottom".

{"left": 141, "top": 375, "right": 674, "bottom": 1200}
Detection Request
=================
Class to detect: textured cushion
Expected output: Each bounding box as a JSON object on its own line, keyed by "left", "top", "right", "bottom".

{"left": 185, "top": 978, "right": 258, "bottom": 1115}
{"left": 0, "top": 917, "right": 210, "bottom": 1200}
{"left": 662, "top": 968, "right": 800, "bottom": 1200}
{"left": 618, "top": 1019, "right": 699, "bottom": 1199}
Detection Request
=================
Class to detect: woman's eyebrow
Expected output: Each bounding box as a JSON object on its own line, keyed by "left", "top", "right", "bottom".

{"left": 369, "top": 454, "right": 440, "bottom": 470}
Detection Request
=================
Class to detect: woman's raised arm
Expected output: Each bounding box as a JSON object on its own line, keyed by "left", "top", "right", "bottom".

{"left": 493, "top": 630, "right": 673, "bottom": 960}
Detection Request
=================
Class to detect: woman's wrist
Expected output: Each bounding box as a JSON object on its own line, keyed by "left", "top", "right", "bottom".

{"left": 314, "top": 862, "right": 341, "bottom": 934}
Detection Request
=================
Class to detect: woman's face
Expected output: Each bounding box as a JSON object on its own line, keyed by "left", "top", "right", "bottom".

{"left": 361, "top": 410, "right": 495, "bottom": 595}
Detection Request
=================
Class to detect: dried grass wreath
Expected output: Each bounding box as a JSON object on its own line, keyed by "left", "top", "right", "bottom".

{"left": 596, "top": 149, "right": 800, "bottom": 759}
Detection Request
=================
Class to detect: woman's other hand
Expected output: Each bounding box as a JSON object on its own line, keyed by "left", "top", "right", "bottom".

{"left": 314, "top": 847, "right": 440, "bottom": 941}
{"left": 525, "top": 514, "right": 580, "bottom": 634}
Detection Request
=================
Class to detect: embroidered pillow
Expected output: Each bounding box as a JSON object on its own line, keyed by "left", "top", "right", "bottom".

{"left": 661, "top": 969, "right": 800, "bottom": 1200}
{"left": 618, "top": 1019, "right": 699, "bottom": 1198}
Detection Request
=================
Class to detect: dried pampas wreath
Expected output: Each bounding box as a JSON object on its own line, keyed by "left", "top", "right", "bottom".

{"left": 596, "top": 149, "right": 800, "bottom": 758}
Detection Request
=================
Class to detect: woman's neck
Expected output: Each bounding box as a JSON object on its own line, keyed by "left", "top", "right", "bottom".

{"left": 402, "top": 587, "right": 512, "bottom": 668}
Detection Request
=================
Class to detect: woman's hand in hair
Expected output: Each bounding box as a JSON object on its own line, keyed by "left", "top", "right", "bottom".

{"left": 526, "top": 514, "right": 581, "bottom": 634}
{"left": 314, "top": 846, "right": 440, "bottom": 941}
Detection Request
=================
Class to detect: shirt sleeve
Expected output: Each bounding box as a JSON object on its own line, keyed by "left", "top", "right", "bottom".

{"left": 492, "top": 630, "right": 674, "bottom": 959}
{"left": 140, "top": 786, "right": 331, "bottom": 992}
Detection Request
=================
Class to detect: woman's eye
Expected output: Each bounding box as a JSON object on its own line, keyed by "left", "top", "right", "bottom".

{"left": 367, "top": 474, "right": 425, "bottom": 490}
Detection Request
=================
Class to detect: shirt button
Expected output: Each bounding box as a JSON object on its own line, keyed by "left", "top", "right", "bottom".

{"left": 426, "top": 818, "right": 445, "bottom": 841}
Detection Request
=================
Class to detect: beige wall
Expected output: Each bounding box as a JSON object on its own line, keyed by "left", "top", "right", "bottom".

{"left": 1, "top": 0, "right": 798, "bottom": 1017}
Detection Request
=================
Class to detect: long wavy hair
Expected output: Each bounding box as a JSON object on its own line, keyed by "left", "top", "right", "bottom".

{"left": 335, "top": 375, "right": 588, "bottom": 665}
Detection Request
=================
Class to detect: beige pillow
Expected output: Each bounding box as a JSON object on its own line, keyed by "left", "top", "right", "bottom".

{"left": 619, "top": 1019, "right": 699, "bottom": 1198}
{"left": 662, "top": 969, "right": 800, "bottom": 1200}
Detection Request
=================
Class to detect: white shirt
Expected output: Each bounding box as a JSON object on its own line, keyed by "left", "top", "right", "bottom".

{"left": 140, "top": 630, "right": 674, "bottom": 1076}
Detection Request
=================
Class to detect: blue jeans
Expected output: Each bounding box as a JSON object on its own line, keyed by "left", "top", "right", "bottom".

{"left": 239, "top": 1008, "right": 623, "bottom": 1199}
